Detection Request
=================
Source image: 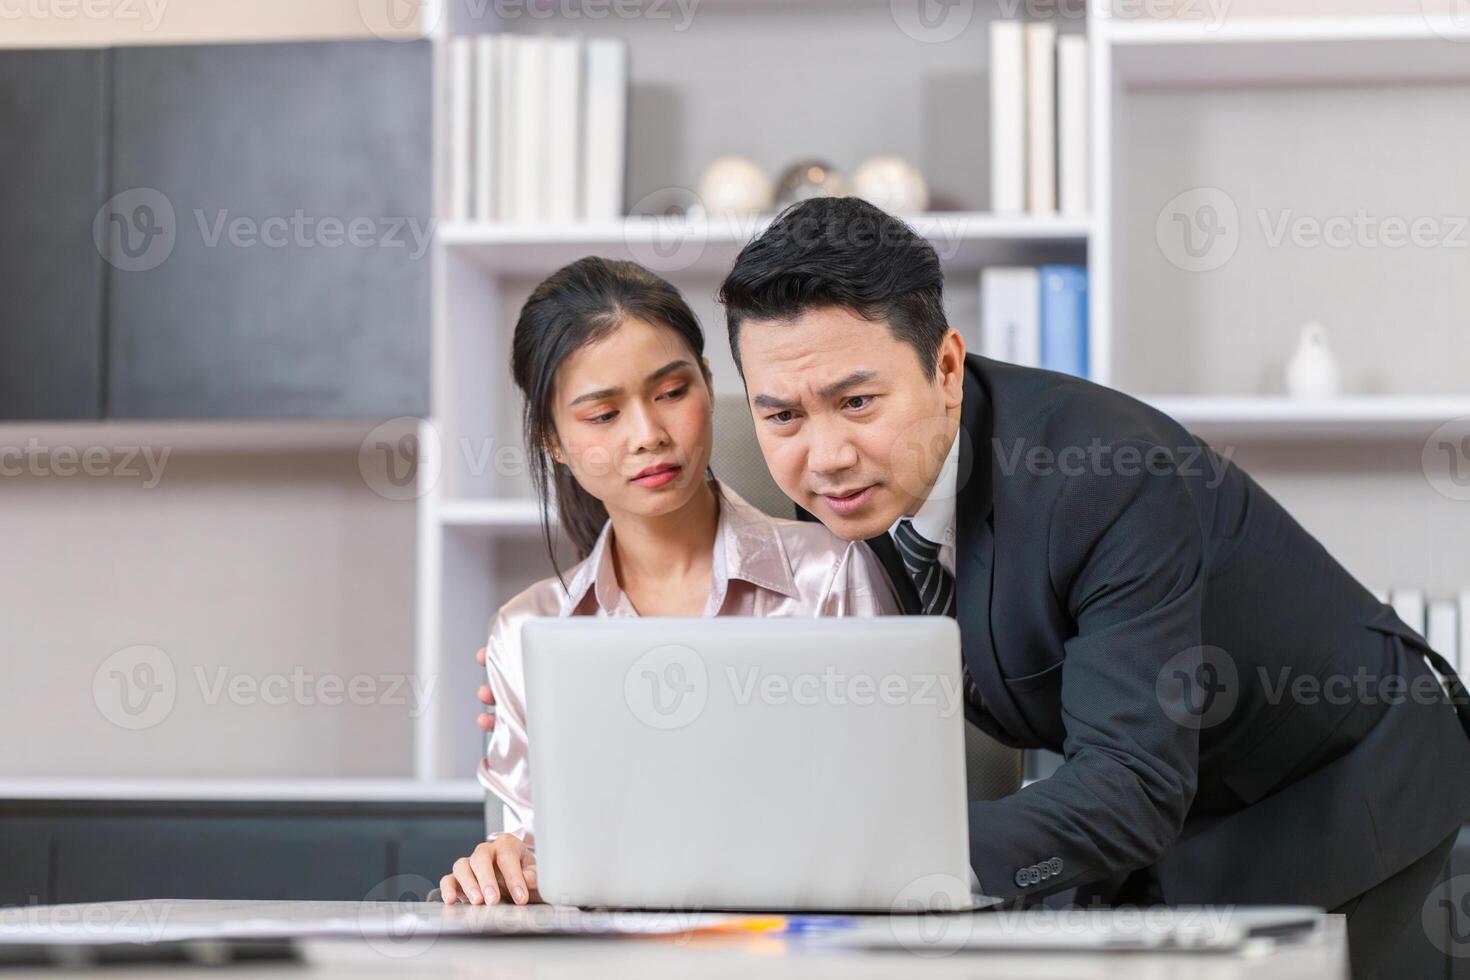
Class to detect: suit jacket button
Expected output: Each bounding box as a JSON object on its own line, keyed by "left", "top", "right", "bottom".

{"left": 1014, "top": 867, "right": 1029, "bottom": 888}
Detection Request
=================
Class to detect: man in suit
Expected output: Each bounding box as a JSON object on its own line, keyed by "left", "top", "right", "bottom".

{"left": 709, "top": 196, "right": 1470, "bottom": 977}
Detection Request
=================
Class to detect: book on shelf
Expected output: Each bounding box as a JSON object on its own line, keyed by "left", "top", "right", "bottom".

{"left": 989, "top": 20, "right": 1025, "bottom": 215}
{"left": 1426, "top": 599, "right": 1459, "bottom": 673}
{"left": 1390, "top": 588, "right": 1426, "bottom": 636}
{"left": 990, "top": 21, "right": 1088, "bottom": 217}
{"left": 582, "top": 37, "right": 629, "bottom": 224}
{"left": 980, "top": 267, "right": 1039, "bottom": 368}
{"left": 1024, "top": 22, "right": 1057, "bottom": 215}
{"left": 446, "top": 34, "right": 628, "bottom": 224}
{"left": 1057, "top": 34, "right": 1088, "bottom": 217}
{"left": 474, "top": 35, "right": 497, "bottom": 224}
{"left": 1039, "top": 265, "right": 1088, "bottom": 379}
{"left": 1460, "top": 591, "right": 1470, "bottom": 676}
{"left": 980, "top": 265, "right": 1088, "bottom": 379}
{"left": 448, "top": 38, "right": 473, "bottom": 222}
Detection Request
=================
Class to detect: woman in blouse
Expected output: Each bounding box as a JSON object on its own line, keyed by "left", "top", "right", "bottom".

{"left": 438, "top": 256, "right": 899, "bottom": 906}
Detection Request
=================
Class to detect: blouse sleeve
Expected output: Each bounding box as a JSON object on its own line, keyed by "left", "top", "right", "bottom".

{"left": 476, "top": 608, "right": 537, "bottom": 848}
{"left": 821, "top": 540, "right": 903, "bottom": 617}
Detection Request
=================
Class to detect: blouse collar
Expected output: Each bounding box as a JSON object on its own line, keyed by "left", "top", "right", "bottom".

{"left": 557, "top": 478, "right": 800, "bottom": 616}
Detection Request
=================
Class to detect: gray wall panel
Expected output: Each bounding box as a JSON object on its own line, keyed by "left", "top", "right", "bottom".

{"left": 107, "top": 40, "right": 431, "bottom": 419}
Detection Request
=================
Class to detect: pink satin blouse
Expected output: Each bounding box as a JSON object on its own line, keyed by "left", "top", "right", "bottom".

{"left": 476, "top": 480, "right": 901, "bottom": 847}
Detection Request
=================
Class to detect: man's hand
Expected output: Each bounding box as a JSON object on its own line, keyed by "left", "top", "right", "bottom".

{"left": 476, "top": 646, "right": 496, "bottom": 732}
{"left": 440, "top": 835, "right": 540, "bottom": 906}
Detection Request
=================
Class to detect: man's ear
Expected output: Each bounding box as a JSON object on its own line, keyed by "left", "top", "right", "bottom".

{"left": 937, "top": 328, "right": 966, "bottom": 408}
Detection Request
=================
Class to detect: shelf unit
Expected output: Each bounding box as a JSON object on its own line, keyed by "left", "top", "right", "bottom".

{"left": 404, "top": 3, "right": 1470, "bottom": 788}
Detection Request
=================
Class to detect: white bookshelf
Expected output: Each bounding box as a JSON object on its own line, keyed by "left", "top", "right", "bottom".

{"left": 411, "top": 5, "right": 1470, "bottom": 787}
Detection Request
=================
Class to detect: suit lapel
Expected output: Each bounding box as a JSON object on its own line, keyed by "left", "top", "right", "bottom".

{"left": 954, "top": 358, "right": 1036, "bottom": 744}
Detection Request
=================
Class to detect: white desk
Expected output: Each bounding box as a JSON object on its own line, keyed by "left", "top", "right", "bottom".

{"left": 2, "top": 900, "right": 1349, "bottom": 978}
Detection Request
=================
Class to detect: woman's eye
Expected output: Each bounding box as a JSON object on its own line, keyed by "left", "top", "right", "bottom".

{"left": 587, "top": 410, "right": 617, "bottom": 424}
{"left": 657, "top": 385, "right": 688, "bottom": 401}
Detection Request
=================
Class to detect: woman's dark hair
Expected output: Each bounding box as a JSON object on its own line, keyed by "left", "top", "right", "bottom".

{"left": 718, "top": 196, "right": 947, "bottom": 376}
{"left": 511, "top": 256, "right": 708, "bottom": 580}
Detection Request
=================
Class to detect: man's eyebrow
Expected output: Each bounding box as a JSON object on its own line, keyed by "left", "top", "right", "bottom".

{"left": 751, "top": 371, "right": 880, "bottom": 411}
{"left": 752, "top": 393, "right": 798, "bottom": 411}
{"left": 568, "top": 360, "right": 692, "bottom": 407}
{"left": 817, "top": 370, "right": 878, "bottom": 400}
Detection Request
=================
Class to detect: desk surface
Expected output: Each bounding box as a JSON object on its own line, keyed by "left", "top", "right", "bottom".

{"left": 3, "top": 900, "right": 1350, "bottom": 978}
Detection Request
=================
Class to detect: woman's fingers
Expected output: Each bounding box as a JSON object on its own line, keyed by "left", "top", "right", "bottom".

{"left": 451, "top": 856, "right": 487, "bottom": 905}
{"left": 521, "top": 850, "right": 542, "bottom": 903}
{"left": 468, "top": 845, "right": 502, "bottom": 904}
{"left": 438, "top": 873, "right": 460, "bottom": 905}
{"left": 475, "top": 646, "right": 487, "bottom": 668}
{"left": 496, "top": 844, "right": 530, "bottom": 905}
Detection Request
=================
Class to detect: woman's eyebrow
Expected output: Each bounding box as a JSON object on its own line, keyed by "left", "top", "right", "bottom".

{"left": 568, "top": 360, "right": 693, "bottom": 406}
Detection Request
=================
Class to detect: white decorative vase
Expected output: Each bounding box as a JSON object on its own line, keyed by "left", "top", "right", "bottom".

{"left": 851, "top": 156, "right": 930, "bottom": 214}
{"left": 697, "top": 157, "right": 774, "bottom": 218}
{"left": 1285, "top": 321, "right": 1341, "bottom": 399}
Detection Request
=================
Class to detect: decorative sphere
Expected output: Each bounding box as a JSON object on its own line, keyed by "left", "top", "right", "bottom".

{"left": 775, "top": 159, "right": 848, "bottom": 207}
{"left": 851, "top": 156, "right": 929, "bottom": 214}
{"left": 697, "top": 156, "right": 774, "bottom": 217}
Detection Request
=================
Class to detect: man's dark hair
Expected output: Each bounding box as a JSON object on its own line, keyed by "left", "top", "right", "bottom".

{"left": 717, "top": 196, "right": 948, "bottom": 376}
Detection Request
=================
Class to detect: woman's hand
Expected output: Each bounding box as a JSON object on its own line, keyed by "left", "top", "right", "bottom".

{"left": 440, "top": 834, "right": 540, "bottom": 906}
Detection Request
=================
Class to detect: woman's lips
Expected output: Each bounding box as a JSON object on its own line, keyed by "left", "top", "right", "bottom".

{"left": 821, "top": 485, "right": 876, "bottom": 516}
{"left": 632, "top": 465, "right": 682, "bottom": 489}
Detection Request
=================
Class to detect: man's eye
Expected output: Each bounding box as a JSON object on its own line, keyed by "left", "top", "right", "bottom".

{"left": 768, "top": 410, "right": 796, "bottom": 425}
{"left": 844, "top": 395, "right": 872, "bottom": 411}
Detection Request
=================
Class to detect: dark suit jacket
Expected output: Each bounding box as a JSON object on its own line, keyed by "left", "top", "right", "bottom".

{"left": 859, "top": 355, "right": 1470, "bottom": 907}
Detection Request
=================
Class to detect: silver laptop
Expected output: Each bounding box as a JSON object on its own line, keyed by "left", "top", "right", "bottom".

{"left": 521, "top": 617, "right": 995, "bottom": 912}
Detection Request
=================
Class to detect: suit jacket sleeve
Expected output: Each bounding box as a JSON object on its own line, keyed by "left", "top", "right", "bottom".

{"left": 968, "top": 439, "right": 1205, "bottom": 902}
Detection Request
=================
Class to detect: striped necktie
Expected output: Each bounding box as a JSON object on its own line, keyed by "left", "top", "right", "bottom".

{"left": 893, "top": 519, "right": 955, "bottom": 618}
{"left": 893, "top": 518, "right": 983, "bottom": 710}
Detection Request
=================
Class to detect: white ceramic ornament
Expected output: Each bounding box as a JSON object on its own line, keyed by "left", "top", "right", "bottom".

{"left": 1285, "top": 321, "right": 1342, "bottom": 399}
{"left": 851, "top": 156, "right": 930, "bottom": 214}
{"left": 697, "top": 157, "right": 775, "bottom": 217}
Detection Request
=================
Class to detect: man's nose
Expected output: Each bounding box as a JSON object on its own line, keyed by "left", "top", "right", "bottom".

{"left": 806, "top": 420, "right": 859, "bottom": 475}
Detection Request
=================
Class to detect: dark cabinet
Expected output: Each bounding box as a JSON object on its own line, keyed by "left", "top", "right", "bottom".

{"left": 106, "top": 40, "right": 432, "bottom": 419}
{"left": 0, "top": 39, "right": 432, "bottom": 422}
{"left": 0, "top": 49, "right": 110, "bottom": 420}
{"left": 0, "top": 800, "right": 485, "bottom": 905}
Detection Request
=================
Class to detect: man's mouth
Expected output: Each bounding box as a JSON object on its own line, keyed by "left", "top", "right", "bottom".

{"left": 819, "top": 485, "right": 877, "bottom": 516}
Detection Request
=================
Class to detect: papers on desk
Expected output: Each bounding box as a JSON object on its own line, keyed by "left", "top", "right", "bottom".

{"left": 1, "top": 900, "right": 1326, "bottom": 958}
{"left": 824, "top": 905, "right": 1325, "bottom": 955}
{"left": 0, "top": 900, "right": 733, "bottom": 945}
